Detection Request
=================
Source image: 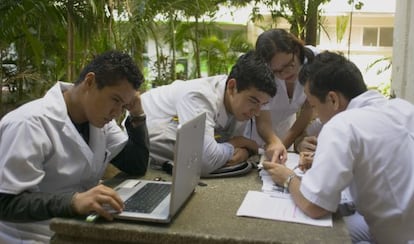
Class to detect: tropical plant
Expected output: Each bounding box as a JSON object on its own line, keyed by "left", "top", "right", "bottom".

{"left": 0, "top": 0, "right": 64, "bottom": 116}
{"left": 250, "top": 0, "right": 330, "bottom": 45}
{"left": 199, "top": 29, "right": 253, "bottom": 76}
{"left": 366, "top": 56, "right": 393, "bottom": 98}
{"left": 0, "top": 0, "right": 121, "bottom": 117}
{"left": 336, "top": 15, "right": 349, "bottom": 44}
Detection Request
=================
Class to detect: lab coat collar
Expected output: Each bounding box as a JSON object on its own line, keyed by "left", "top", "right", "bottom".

{"left": 43, "top": 82, "right": 95, "bottom": 164}
{"left": 216, "top": 78, "right": 231, "bottom": 128}
{"left": 347, "top": 90, "right": 386, "bottom": 110}
{"left": 43, "top": 82, "right": 73, "bottom": 123}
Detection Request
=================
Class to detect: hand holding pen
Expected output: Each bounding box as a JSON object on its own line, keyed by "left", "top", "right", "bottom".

{"left": 293, "top": 151, "right": 314, "bottom": 172}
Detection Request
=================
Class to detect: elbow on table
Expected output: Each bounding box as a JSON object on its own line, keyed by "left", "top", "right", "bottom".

{"left": 200, "top": 161, "right": 221, "bottom": 177}
{"left": 200, "top": 148, "right": 227, "bottom": 176}
{"left": 302, "top": 202, "right": 331, "bottom": 219}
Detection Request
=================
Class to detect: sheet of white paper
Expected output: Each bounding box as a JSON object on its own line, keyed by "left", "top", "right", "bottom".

{"left": 285, "top": 152, "right": 300, "bottom": 169}
{"left": 238, "top": 152, "right": 333, "bottom": 227}
{"left": 237, "top": 191, "right": 333, "bottom": 227}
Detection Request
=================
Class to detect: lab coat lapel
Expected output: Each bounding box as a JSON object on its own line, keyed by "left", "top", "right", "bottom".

{"left": 89, "top": 125, "right": 110, "bottom": 176}
{"left": 61, "top": 122, "right": 94, "bottom": 164}
{"left": 46, "top": 82, "right": 95, "bottom": 164}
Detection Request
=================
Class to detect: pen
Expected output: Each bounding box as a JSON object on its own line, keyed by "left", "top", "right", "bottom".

{"left": 86, "top": 213, "right": 99, "bottom": 222}
{"left": 295, "top": 152, "right": 315, "bottom": 170}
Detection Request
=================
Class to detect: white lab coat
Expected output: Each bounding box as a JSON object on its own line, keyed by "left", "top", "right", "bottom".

{"left": 142, "top": 75, "right": 250, "bottom": 174}
{"left": 0, "top": 82, "right": 128, "bottom": 243}
{"left": 300, "top": 90, "right": 414, "bottom": 244}
{"left": 244, "top": 46, "right": 319, "bottom": 147}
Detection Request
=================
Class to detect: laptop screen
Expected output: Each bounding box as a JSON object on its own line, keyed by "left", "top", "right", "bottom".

{"left": 169, "top": 112, "right": 206, "bottom": 216}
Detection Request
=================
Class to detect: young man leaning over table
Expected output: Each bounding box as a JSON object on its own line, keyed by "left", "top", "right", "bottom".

{"left": 141, "top": 50, "right": 287, "bottom": 177}
{"left": 294, "top": 117, "right": 373, "bottom": 243}
{"left": 262, "top": 51, "right": 414, "bottom": 244}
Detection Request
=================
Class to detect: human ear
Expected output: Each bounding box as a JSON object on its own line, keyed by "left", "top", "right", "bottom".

{"left": 327, "top": 91, "right": 340, "bottom": 110}
{"left": 227, "top": 78, "right": 237, "bottom": 94}
{"left": 84, "top": 72, "right": 96, "bottom": 88}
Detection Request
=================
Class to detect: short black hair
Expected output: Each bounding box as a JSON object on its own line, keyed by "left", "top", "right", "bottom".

{"left": 227, "top": 50, "right": 276, "bottom": 97}
{"left": 299, "top": 51, "right": 367, "bottom": 102}
{"left": 75, "top": 50, "right": 144, "bottom": 90}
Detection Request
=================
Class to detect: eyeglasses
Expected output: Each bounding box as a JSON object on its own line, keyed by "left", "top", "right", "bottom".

{"left": 272, "top": 53, "right": 296, "bottom": 77}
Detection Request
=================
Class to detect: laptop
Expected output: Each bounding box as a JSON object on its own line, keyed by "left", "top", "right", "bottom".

{"left": 112, "top": 112, "right": 206, "bottom": 223}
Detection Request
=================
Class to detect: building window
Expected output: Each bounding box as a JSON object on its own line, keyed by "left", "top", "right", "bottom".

{"left": 362, "top": 27, "right": 393, "bottom": 47}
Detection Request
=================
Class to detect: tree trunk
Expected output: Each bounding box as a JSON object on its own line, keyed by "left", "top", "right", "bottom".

{"left": 67, "top": 1, "right": 74, "bottom": 82}
{"left": 0, "top": 49, "right": 3, "bottom": 115}
{"left": 305, "top": 0, "right": 319, "bottom": 45}
{"left": 170, "top": 14, "right": 177, "bottom": 81}
{"left": 107, "top": 0, "right": 117, "bottom": 48}
{"left": 194, "top": 15, "right": 201, "bottom": 78}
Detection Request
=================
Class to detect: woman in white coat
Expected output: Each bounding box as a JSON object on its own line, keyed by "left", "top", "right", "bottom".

{"left": 245, "top": 29, "right": 318, "bottom": 150}
{"left": 0, "top": 51, "right": 149, "bottom": 243}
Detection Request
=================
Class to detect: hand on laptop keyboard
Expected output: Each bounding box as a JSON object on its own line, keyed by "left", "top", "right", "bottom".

{"left": 71, "top": 184, "right": 124, "bottom": 221}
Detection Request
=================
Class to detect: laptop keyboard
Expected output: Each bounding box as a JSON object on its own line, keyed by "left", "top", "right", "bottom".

{"left": 124, "top": 183, "right": 171, "bottom": 213}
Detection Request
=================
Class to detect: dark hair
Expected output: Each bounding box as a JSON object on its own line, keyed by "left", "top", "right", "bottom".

{"left": 227, "top": 50, "right": 276, "bottom": 97}
{"left": 298, "top": 51, "right": 367, "bottom": 102}
{"left": 255, "top": 28, "right": 314, "bottom": 65}
{"left": 75, "top": 50, "right": 144, "bottom": 90}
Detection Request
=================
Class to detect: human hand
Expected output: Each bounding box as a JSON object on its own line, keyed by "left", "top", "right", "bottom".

{"left": 297, "top": 136, "right": 317, "bottom": 153}
{"left": 71, "top": 184, "right": 124, "bottom": 221}
{"left": 297, "top": 151, "right": 314, "bottom": 172}
{"left": 266, "top": 141, "right": 287, "bottom": 164}
{"left": 124, "top": 91, "right": 144, "bottom": 116}
{"left": 226, "top": 147, "right": 249, "bottom": 166}
{"left": 227, "top": 136, "right": 259, "bottom": 154}
{"left": 262, "top": 160, "right": 294, "bottom": 186}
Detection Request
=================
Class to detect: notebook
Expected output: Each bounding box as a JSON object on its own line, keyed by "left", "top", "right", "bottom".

{"left": 112, "top": 112, "right": 206, "bottom": 223}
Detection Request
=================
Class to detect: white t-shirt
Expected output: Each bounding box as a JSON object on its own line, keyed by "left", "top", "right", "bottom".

{"left": 300, "top": 90, "right": 414, "bottom": 244}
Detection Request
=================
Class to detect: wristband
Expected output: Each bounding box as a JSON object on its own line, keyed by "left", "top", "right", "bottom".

{"left": 283, "top": 173, "right": 297, "bottom": 192}
{"left": 129, "top": 113, "right": 146, "bottom": 123}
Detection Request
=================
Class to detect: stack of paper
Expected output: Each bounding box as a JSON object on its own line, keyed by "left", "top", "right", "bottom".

{"left": 236, "top": 153, "right": 333, "bottom": 227}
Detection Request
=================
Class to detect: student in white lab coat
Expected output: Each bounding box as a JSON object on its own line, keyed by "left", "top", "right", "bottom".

{"left": 295, "top": 119, "right": 373, "bottom": 243}
{"left": 142, "top": 51, "right": 287, "bottom": 176}
{"left": 245, "top": 29, "right": 318, "bottom": 150}
{"left": 263, "top": 51, "right": 414, "bottom": 244}
{"left": 0, "top": 50, "right": 149, "bottom": 243}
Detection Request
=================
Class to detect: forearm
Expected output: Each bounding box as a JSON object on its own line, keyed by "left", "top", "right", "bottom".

{"left": 283, "top": 106, "right": 313, "bottom": 149}
{"left": 288, "top": 177, "right": 330, "bottom": 219}
{"left": 227, "top": 136, "right": 258, "bottom": 154}
{"left": 201, "top": 137, "right": 234, "bottom": 175}
{"left": 0, "top": 191, "right": 75, "bottom": 222}
{"left": 293, "top": 131, "right": 307, "bottom": 153}
{"left": 111, "top": 116, "right": 149, "bottom": 176}
{"left": 282, "top": 129, "right": 302, "bottom": 149}
{"left": 226, "top": 147, "right": 249, "bottom": 166}
{"left": 262, "top": 132, "right": 283, "bottom": 146}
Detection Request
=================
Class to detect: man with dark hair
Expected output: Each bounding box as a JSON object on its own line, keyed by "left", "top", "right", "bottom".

{"left": 263, "top": 51, "right": 414, "bottom": 243}
{"left": 0, "top": 50, "right": 149, "bottom": 242}
{"left": 142, "top": 51, "right": 287, "bottom": 176}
